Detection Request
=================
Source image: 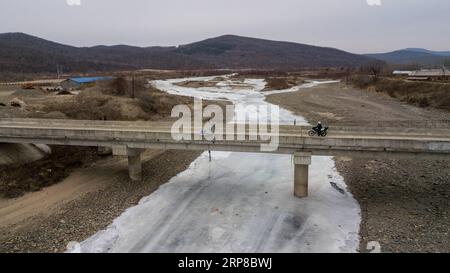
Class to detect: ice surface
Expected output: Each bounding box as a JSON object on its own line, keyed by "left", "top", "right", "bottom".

{"left": 75, "top": 153, "right": 360, "bottom": 253}
{"left": 152, "top": 76, "right": 310, "bottom": 125}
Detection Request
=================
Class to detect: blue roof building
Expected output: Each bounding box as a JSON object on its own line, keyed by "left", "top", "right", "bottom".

{"left": 69, "top": 76, "right": 113, "bottom": 84}
{"left": 61, "top": 76, "right": 113, "bottom": 90}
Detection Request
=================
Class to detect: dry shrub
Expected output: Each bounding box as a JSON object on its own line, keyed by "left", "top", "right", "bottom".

{"left": 350, "top": 75, "right": 373, "bottom": 88}
{"left": 136, "top": 85, "right": 191, "bottom": 117}
{"left": 100, "top": 76, "right": 148, "bottom": 98}
{"left": 40, "top": 80, "right": 194, "bottom": 121}
{"left": 264, "top": 77, "right": 290, "bottom": 90}
{"left": 41, "top": 91, "right": 133, "bottom": 120}
{"left": 418, "top": 97, "right": 430, "bottom": 108}
{"left": 436, "top": 95, "right": 450, "bottom": 109}
{"left": 100, "top": 77, "right": 129, "bottom": 96}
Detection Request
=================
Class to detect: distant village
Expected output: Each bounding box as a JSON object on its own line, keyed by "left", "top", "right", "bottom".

{"left": 0, "top": 76, "right": 113, "bottom": 94}
{"left": 38, "top": 77, "right": 113, "bottom": 92}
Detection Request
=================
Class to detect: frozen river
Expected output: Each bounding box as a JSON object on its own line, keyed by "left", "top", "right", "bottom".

{"left": 71, "top": 75, "right": 361, "bottom": 253}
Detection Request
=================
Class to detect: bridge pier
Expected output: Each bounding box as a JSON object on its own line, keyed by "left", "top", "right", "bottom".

{"left": 127, "top": 148, "right": 144, "bottom": 181}
{"left": 293, "top": 152, "right": 312, "bottom": 198}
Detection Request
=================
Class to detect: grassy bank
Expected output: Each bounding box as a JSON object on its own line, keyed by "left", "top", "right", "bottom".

{"left": 351, "top": 76, "right": 450, "bottom": 112}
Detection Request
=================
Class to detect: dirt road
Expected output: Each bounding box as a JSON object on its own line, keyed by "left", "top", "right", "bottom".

{"left": 266, "top": 82, "right": 450, "bottom": 253}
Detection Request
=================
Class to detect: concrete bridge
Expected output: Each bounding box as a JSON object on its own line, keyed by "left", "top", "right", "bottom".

{"left": 0, "top": 118, "right": 449, "bottom": 198}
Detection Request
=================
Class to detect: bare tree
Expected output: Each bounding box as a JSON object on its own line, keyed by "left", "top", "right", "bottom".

{"left": 344, "top": 67, "right": 352, "bottom": 84}
{"left": 110, "top": 76, "right": 128, "bottom": 96}
{"left": 363, "top": 61, "right": 385, "bottom": 81}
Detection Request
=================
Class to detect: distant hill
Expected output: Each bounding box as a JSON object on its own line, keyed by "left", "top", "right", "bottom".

{"left": 0, "top": 33, "right": 375, "bottom": 77}
{"left": 0, "top": 33, "right": 205, "bottom": 76}
{"left": 173, "top": 35, "right": 373, "bottom": 69}
{"left": 404, "top": 48, "right": 450, "bottom": 57}
{"left": 366, "top": 48, "right": 450, "bottom": 66}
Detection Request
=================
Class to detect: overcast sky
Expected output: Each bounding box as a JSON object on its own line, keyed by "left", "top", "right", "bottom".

{"left": 0, "top": 0, "right": 449, "bottom": 53}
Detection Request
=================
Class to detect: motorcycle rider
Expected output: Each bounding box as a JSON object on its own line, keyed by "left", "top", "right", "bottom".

{"left": 316, "top": 121, "right": 323, "bottom": 134}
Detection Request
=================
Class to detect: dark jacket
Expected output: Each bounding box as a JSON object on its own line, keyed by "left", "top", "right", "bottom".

{"left": 316, "top": 123, "right": 323, "bottom": 132}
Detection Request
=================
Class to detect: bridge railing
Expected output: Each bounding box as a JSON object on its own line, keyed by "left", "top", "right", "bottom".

{"left": 322, "top": 119, "right": 450, "bottom": 129}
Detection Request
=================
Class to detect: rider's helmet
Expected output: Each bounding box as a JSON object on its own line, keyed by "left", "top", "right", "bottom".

{"left": 318, "top": 121, "right": 322, "bottom": 124}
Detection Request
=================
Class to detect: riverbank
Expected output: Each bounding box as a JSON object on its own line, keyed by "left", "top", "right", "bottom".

{"left": 0, "top": 150, "right": 201, "bottom": 253}
{"left": 266, "top": 82, "right": 450, "bottom": 252}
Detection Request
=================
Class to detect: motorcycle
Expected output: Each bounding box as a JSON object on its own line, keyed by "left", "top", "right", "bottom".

{"left": 308, "top": 126, "right": 328, "bottom": 137}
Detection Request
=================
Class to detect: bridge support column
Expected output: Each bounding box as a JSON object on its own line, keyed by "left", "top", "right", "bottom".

{"left": 293, "top": 152, "right": 312, "bottom": 198}
{"left": 127, "top": 148, "right": 144, "bottom": 181}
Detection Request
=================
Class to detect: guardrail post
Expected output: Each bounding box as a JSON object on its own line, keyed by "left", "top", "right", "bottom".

{"left": 293, "top": 152, "right": 312, "bottom": 198}
{"left": 127, "top": 148, "right": 144, "bottom": 181}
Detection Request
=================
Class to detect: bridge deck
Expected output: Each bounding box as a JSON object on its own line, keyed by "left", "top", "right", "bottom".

{"left": 0, "top": 118, "right": 449, "bottom": 160}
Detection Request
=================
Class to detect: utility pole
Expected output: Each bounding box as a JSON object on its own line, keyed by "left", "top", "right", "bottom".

{"left": 131, "top": 71, "right": 136, "bottom": 98}
{"left": 56, "top": 64, "right": 64, "bottom": 79}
